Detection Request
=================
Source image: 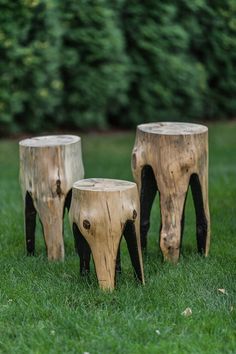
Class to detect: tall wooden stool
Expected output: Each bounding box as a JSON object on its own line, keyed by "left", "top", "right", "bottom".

{"left": 19, "top": 135, "right": 84, "bottom": 260}
{"left": 69, "top": 178, "right": 144, "bottom": 290}
{"left": 132, "top": 122, "right": 210, "bottom": 263}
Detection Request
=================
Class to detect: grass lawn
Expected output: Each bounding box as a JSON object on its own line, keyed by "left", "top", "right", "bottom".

{"left": 0, "top": 122, "right": 236, "bottom": 354}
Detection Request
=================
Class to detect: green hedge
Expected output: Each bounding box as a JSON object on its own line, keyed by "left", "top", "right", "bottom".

{"left": 0, "top": 0, "right": 236, "bottom": 133}
{"left": 0, "top": 0, "right": 63, "bottom": 133}
{"left": 59, "top": 0, "right": 129, "bottom": 129}
{"left": 121, "top": 1, "right": 208, "bottom": 125}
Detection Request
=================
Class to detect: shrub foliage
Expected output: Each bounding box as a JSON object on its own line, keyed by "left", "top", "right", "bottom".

{"left": 0, "top": 0, "right": 235, "bottom": 133}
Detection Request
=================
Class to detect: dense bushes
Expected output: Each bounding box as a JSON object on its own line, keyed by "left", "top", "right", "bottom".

{"left": 121, "top": 1, "right": 208, "bottom": 125}
{"left": 59, "top": 0, "right": 129, "bottom": 129}
{"left": 176, "top": 0, "right": 236, "bottom": 119}
{"left": 0, "top": 0, "right": 236, "bottom": 133}
{"left": 0, "top": 0, "right": 63, "bottom": 133}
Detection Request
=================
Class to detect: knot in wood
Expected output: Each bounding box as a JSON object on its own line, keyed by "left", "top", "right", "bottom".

{"left": 133, "top": 209, "right": 137, "bottom": 220}
{"left": 56, "top": 179, "right": 62, "bottom": 197}
{"left": 83, "top": 219, "right": 91, "bottom": 230}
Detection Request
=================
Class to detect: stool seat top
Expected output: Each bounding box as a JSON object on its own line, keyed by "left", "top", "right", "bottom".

{"left": 19, "top": 135, "right": 80, "bottom": 147}
{"left": 138, "top": 122, "right": 208, "bottom": 135}
{"left": 73, "top": 178, "right": 136, "bottom": 192}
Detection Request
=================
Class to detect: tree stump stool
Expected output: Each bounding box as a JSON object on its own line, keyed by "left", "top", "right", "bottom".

{"left": 19, "top": 135, "right": 84, "bottom": 260}
{"left": 132, "top": 122, "right": 210, "bottom": 263}
{"left": 69, "top": 178, "right": 144, "bottom": 290}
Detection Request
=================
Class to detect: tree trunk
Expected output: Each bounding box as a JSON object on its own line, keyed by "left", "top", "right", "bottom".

{"left": 69, "top": 178, "right": 144, "bottom": 290}
{"left": 132, "top": 122, "right": 210, "bottom": 263}
{"left": 19, "top": 135, "right": 84, "bottom": 260}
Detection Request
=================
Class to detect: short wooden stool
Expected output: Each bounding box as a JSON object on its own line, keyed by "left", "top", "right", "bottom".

{"left": 69, "top": 178, "right": 144, "bottom": 290}
{"left": 132, "top": 122, "right": 210, "bottom": 262}
{"left": 19, "top": 135, "right": 84, "bottom": 260}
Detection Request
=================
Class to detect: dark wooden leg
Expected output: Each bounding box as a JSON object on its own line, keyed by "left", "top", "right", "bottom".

{"left": 25, "top": 192, "right": 37, "bottom": 256}
{"left": 64, "top": 189, "right": 72, "bottom": 215}
{"left": 123, "top": 221, "right": 143, "bottom": 283}
{"left": 73, "top": 223, "right": 91, "bottom": 275}
{"left": 190, "top": 173, "right": 210, "bottom": 254}
{"left": 114, "top": 243, "right": 122, "bottom": 286}
{"left": 140, "top": 165, "right": 157, "bottom": 250}
{"left": 115, "top": 243, "right": 121, "bottom": 274}
{"left": 180, "top": 189, "right": 189, "bottom": 250}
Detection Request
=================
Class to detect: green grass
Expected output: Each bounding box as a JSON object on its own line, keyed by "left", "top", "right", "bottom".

{"left": 0, "top": 122, "right": 236, "bottom": 354}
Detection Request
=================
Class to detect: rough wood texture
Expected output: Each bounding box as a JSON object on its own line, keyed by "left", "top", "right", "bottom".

{"left": 69, "top": 178, "right": 144, "bottom": 290}
{"left": 132, "top": 122, "right": 210, "bottom": 263}
{"left": 19, "top": 135, "right": 84, "bottom": 260}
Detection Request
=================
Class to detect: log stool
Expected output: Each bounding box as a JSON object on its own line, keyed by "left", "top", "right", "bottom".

{"left": 19, "top": 135, "right": 84, "bottom": 260}
{"left": 132, "top": 122, "right": 210, "bottom": 263}
{"left": 69, "top": 178, "right": 144, "bottom": 290}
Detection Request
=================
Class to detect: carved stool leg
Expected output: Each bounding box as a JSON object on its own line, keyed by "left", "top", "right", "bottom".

{"left": 38, "top": 199, "right": 65, "bottom": 261}
{"left": 25, "top": 192, "right": 37, "bottom": 255}
{"left": 64, "top": 189, "right": 73, "bottom": 215}
{"left": 115, "top": 244, "right": 121, "bottom": 274}
{"left": 140, "top": 166, "right": 157, "bottom": 250}
{"left": 91, "top": 238, "right": 121, "bottom": 290}
{"left": 190, "top": 173, "right": 210, "bottom": 255}
{"left": 123, "top": 220, "right": 144, "bottom": 282}
{"left": 73, "top": 223, "right": 91, "bottom": 275}
{"left": 159, "top": 191, "right": 188, "bottom": 263}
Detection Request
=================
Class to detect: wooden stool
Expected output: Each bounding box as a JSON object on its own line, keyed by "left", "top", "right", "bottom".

{"left": 19, "top": 135, "right": 84, "bottom": 260}
{"left": 69, "top": 178, "right": 144, "bottom": 290}
{"left": 132, "top": 122, "right": 210, "bottom": 263}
